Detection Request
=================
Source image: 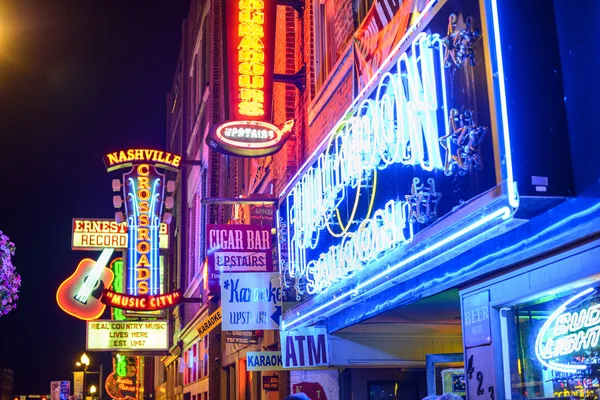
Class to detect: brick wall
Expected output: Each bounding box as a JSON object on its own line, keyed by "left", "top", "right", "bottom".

{"left": 272, "top": 5, "right": 300, "bottom": 196}
{"left": 334, "top": 0, "right": 355, "bottom": 59}
{"left": 307, "top": 70, "right": 353, "bottom": 156}
{"left": 276, "top": 0, "right": 356, "bottom": 183}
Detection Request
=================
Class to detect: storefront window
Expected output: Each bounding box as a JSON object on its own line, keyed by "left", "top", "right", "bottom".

{"left": 502, "top": 285, "right": 600, "bottom": 399}
{"left": 367, "top": 380, "right": 419, "bottom": 399}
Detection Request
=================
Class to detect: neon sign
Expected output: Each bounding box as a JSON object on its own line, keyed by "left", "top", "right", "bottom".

{"left": 535, "top": 287, "right": 599, "bottom": 373}
{"left": 211, "top": 0, "right": 286, "bottom": 157}
{"left": 208, "top": 119, "right": 294, "bottom": 157}
{"left": 56, "top": 249, "right": 115, "bottom": 321}
{"left": 109, "top": 258, "right": 126, "bottom": 321}
{"left": 104, "top": 149, "right": 181, "bottom": 171}
{"left": 278, "top": 0, "right": 520, "bottom": 331}
{"left": 123, "top": 164, "right": 164, "bottom": 296}
{"left": 236, "top": 0, "right": 267, "bottom": 118}
{"left": 283, "top": 32, "right": 449, "bottom": 294}
{"left": 71, "top": 218, "right": 169, "bottom": 250}
{"left": 105, "top": 354, "right": 139, "bottom": 400}
{"left": 102, "top": 289, "right": 182, "bottom": 311}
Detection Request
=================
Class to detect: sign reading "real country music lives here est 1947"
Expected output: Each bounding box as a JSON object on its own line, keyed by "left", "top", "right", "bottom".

{"left": 86, "top": 320, "right": 168, "bottom": 352}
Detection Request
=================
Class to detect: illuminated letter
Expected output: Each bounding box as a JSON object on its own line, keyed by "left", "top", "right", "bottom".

{"left": 107, "top": 153, "right": 119, "bottom": 166}
{"left": 138, "top": 176, "right": 150, "bottom": 189}
{"left": 138, "top": 228, "right": 150, "bottom": 241}
{"left": 139, "top": 214, "right": 150, "bottom": 226}
{"left": 240, "top": 11, "right": 264, "bottom": 25}
{"left": 137, "top": 268, "right": 150, "bottom": 280}
{"left": 239, "top": 62, "right": 265, "bottom": 76}
{"left": 239, "top": 102, "right": 265, "bottom": 116}
{"left": 239, "top": 49, "right": 265, "bottom": 63}
{"left": 239, "top": 75, "right": 264, "bottom": 89}
{"left": 139, "top": 202, "right": 150, "bottom": 213}
{"left": 138, "top": 281, "right": 149, "bottom": 295}
{"left": 137, "top": 254, "right": 150, "bottom": 267}
{"left": 239, "top": 0, "right": 265, "bottom": 9}
{"left": 137, "top": 164, "right": 150, "bottom": 176}
{"left": 136, "top": 241, "right": 151, "bottom": 254}
{"left": 239, "top": 36, "right": 264, "bottom": 50}
{"left": 137, "top": 189, "right": 151, "bottom": 200}
{"left": 239, "top": 89, "right": 265, "bottom": 103}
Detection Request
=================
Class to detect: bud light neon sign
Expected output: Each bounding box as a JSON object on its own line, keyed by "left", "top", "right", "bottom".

{"left": 535, "top": 287, "right": 600, "bottom": 373}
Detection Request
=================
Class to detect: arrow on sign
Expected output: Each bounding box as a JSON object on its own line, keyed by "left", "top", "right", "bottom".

{"left": 271, "top": 305, "right": 282, "bottom": 325}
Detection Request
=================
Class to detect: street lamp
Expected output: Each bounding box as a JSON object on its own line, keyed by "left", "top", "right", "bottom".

{"left": 81, "top": 353, "right": 90, "bottom": 367}
{"left": 75, "top": 353, "right": 103, "bottom": 400}
{"left": 77, "top": 353, "right": 90, "bottom": 400}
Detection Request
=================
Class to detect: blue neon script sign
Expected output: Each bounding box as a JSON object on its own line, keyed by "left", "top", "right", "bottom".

{"left": 278, "top": 0, "right": 519, "bottom": 332}
{"left": 279, "top": 5, "right": 505, "bottom": 297}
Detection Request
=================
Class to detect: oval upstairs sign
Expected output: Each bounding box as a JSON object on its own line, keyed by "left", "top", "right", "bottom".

{"left": 208, "top": 120, "right": 294, "bottom": 157}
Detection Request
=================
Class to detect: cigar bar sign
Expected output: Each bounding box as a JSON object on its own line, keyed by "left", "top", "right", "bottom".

{"left": 86, "top": 320, "right": 169, "bottom": 351}
{"left": 207, "top": 224, "right": 273, "bottom": 290}
{"left": 72, "top": 218, "right": 169, "bottom": 250}
{"left": 208, "top": 0, "right": 294, "bottom": 157}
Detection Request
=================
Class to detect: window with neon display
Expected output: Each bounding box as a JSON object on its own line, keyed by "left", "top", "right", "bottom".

{"left": 501, "top": 286, "right": 600, "bottom": 399}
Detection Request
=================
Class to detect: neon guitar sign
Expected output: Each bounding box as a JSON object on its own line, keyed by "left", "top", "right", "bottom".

{"left": 56, "top": 248, "right": 115, "bottom": 320}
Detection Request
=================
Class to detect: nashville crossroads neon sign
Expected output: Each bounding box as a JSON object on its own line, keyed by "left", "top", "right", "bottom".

{"left": 284, "top": 33, "right": 449, "bottom": 294}
{"left": 535, "top": 288, "right": 600, "bottom": 373}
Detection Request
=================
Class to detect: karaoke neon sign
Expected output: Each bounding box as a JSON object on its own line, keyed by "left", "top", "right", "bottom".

{"left": 535, "top": 287, "right": 600, "bottom": 373}
{"left": 284, "top": 33, "right": 448, "bottom": 294}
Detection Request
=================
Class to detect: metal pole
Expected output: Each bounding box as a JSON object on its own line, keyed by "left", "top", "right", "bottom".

{"left": 83, "top": 366, "right": 87, "bottom": 400}
{"left": 99, "top": 364, "right": 103, "bottom": 400}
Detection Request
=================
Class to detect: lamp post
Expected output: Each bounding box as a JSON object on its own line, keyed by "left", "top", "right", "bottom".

{"left": 90, "top": 385, "right": 97, "bottom": 400}
{"left": 76, "top": 353, "right": 104, "bottom": 400}
{"left": 78, "top": 353, "right": 89, "bottom": 400}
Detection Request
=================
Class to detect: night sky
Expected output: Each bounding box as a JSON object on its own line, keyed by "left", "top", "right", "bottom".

{"left": 0, "top": 0, "right": 190, "bottom": 394}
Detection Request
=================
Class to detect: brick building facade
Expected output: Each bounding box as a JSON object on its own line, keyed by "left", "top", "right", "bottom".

{"left": 158, "top": 0, "right": 378, "bottom": 397}
{"left": 150, "top": 0, "right": 600, "bottom": 398}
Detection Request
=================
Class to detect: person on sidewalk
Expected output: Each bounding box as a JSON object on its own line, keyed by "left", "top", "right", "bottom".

{"left": 283, "top": 393, "right": 311, "bottom": 400}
